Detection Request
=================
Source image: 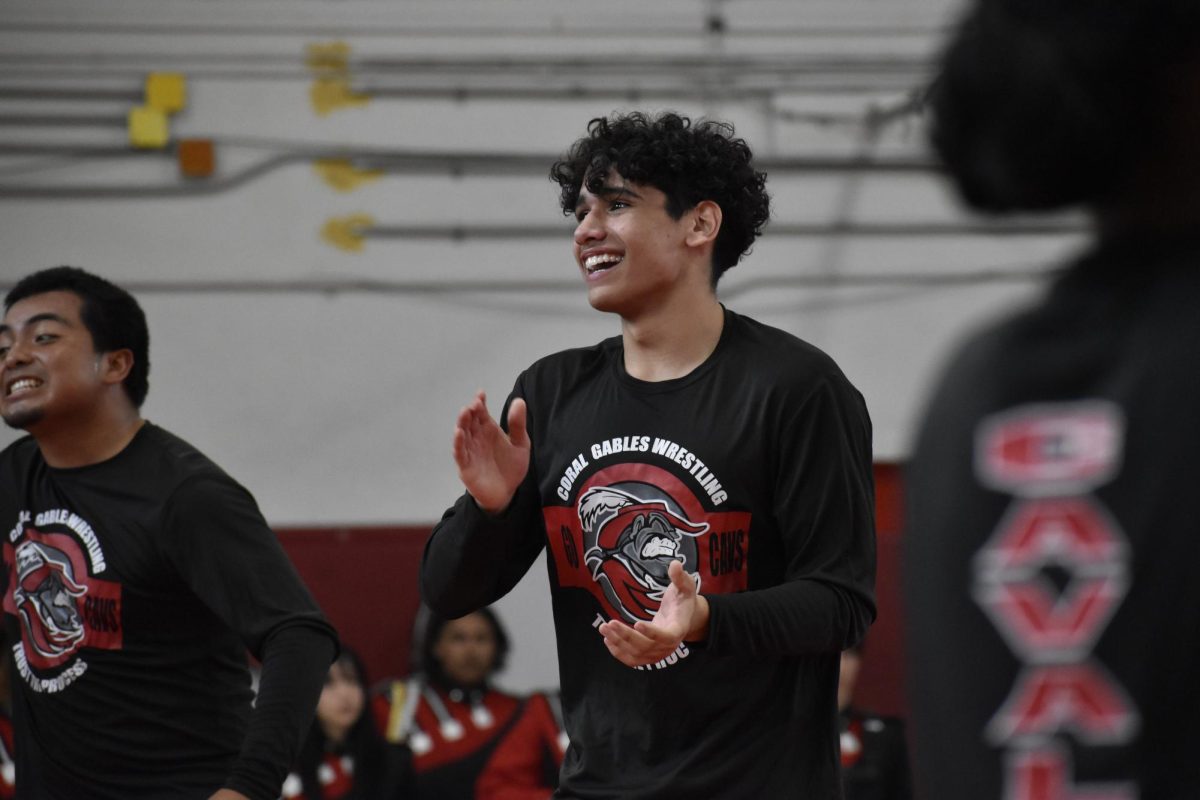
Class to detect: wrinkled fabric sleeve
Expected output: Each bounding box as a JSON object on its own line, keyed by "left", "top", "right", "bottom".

{"left": 162, "top": 476, "right": 339, "bottom": 800}
{"left": 421, "top": 389, "right": 547, "bottom": 619}
{"left": 704, "top": 375, "right": 877, "bottom": 656}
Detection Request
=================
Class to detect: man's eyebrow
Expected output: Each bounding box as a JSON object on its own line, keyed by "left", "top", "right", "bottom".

{"left": 594, "top": 185, "right": 642, "bottom": 200}
{"left": 574, "top": 184, "right": 642, "bottom": 213}
{"left": 0, "top": 313, "right": 73, "bottom": 335}
{"left": 28, "top": 313, "right": 72, "bottom": 326}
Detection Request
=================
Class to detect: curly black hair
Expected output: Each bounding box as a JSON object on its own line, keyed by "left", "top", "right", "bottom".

{"left": 550, "top": 111, "right": 770, "bottom": 285}
{"left": 930, "top": 0, "right": 1200, "bottom": 213}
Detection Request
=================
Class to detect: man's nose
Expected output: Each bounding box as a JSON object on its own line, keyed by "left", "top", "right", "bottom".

{"left": 574, "top": 211, "right": 606, "bottom": 245}
{"left": 2, "top": 339, "right": 32, "bottom": 367}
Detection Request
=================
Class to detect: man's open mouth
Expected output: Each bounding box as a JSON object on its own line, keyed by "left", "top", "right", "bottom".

{"left": 584, "top": 254, "right": 624, "bottom": 274}
{"left": 5, "top": 377, "right": 42, "bottom": 397}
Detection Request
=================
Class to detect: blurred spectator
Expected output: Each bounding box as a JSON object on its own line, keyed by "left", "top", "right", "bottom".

{"left": 373, "top": 608, "right": 523, "bottom": 800}
{"left": 837, "top": 645, "right": 911, "bottom": 800}
{"left": 907, "top": 0, "right": 1200, "bottom": 797}
{"left": 476, "top": 689, "right": 568, "bottom": 800}
{"left": 0, "top": 713, "right": 11, "bottom": 800}
{"left": 0, "top": 638, "right": 13, "bottom": 798}
{"left": 282, "top": 647, "right": 412, "bottom": 799}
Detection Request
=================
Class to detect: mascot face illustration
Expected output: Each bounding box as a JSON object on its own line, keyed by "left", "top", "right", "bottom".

{"left": 12, "top": 540, "right": 87, "bottom": 659}
{"left": 579, "top": 486, "right": 706, "bottom": 622}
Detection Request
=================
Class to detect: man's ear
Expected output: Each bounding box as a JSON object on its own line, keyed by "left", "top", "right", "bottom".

{"left": 98, "top": 349, "right": 134, "bottom": 386}
{"left": 685, "top": 200, "right": 722, "bottom": 248}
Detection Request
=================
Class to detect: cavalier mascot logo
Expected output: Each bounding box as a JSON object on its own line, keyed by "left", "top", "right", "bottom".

{"left": 578, "top": 486, "right": 707, "bottom": 623}
{"left": 12, "top": 540, "right": 87, "bottom": 660}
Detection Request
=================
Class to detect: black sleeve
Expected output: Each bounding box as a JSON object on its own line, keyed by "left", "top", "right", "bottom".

{"left": 163, "top": 475, "right": 337, "bottom": 656}
{"left": 421, "top": 487, "right": 546, "bottom": 618}
{"left": 225, "top": 626, "right": 336, "bottom": 800}
{"left": 705, "top": 376, "right": 877, "bottom": 656}
{"left": 889, "top": 719, "right": 914, "bottom": 800}
{"left": 162, "top": 476, "right": 339, "bottom": 798}
{"left": 420, "top": 389, "right": 547, "bottom": 619}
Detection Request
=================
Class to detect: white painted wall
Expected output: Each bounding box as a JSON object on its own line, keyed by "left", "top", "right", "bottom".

{"left": 0, "top": 0, "right": 1089, "bottom": 691}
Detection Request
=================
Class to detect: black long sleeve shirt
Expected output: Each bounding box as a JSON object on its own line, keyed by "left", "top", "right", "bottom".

{"left": 423, "top": 308, "right": 876, "bottom": 799}
{"left": 0, "top": 423, "right": 338, "bottom": 799}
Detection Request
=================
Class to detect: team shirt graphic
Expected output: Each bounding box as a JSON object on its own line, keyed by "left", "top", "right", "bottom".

{"left": 3, "top": 509, "right": 122, "bottom": 691}
{"left": 579, "top": 485, "right": 708, "bottom": 623}
{"left": 543, "top": 438, "right": 752, "bottom": 664}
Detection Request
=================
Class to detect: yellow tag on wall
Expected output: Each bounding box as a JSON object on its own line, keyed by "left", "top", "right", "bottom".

{"left": 128, "top": 107, "right": 170, "bottom": 149}
{"left": 306, "top": 41, "right": 352, "bottom": 73}
{"left": 321, "top": 214, "right": 374, "bottom": 252}
{"left": 145, "top": 73, "right": 187, "bottom": 113}
{"left": 309, "top": 78, "right": 370, "bottom": 117}
{"left": 314, "top": 159, "right": 383, "bottom": 192}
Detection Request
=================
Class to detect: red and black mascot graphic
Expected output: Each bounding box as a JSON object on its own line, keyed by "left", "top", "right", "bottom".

{"left": 579, "top": 486, "right": 707, "bottom": 623}
{"left": 12, "top": 540, "right": 87, "bottom": 661}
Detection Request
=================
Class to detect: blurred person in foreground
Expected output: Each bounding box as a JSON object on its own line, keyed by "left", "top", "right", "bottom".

{"left": 421, "top": 111, "right": 876, "bottom": 797}
{"left": 282, "top": 647, "right": 412, "bottom": 799}
{"left": 906, "top": 1, "right": 1200, "bottom": 797}
{"left": 0, "top": 267, "right": 338, "bottom": 799}
{"left": 374, "top": 608, "right": 525, "bottom": 799}
{"left": 837, "top": 643, "right": 911, "bottom": 800}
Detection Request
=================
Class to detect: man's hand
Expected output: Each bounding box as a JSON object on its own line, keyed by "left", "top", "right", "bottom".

{"left": 453, "top": 391, "right": 531, "bottom": 515}
{"left": 598, "top": 560, "right": 710, "bottom": 667}
{"left": 208, "top": 790, "right": 250, "bottom": 800}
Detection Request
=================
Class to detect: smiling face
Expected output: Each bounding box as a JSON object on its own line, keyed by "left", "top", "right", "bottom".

{"left": 572, "top": 173, "right": 699, "bottom": 318}
{"left": 0, "top": 291, "right": 112, "bottom": 432}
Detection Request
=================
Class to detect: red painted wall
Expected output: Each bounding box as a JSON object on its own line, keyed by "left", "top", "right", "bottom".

{"left": 277, "top": 462, "right": 908, "bottom": 713}
{"left": 854, "top": 463, "right": 907, "bottom": 717}
{"left": 276, "top": 527, "right": 427, "bottom": 687}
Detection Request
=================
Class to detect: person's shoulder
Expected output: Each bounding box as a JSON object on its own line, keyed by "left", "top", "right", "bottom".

{"left": 724, "top": 309, "right": 860, "bottom": 397}
{"left": 526, "top": 336, "right": 618, "bottom": 372}
{"left": 483, "top": 686, "right": 525, "bottom": 719}
{"left": 137, "top": 423, "right": 221, "bottom": 470}
{"left": 133, "top": 423, "right": 241, "bottom": 493}
{"left": 729, "top": 310, "right": 844, "bottom": 369}
{"left": 0, "top": 436, "right": 40, "bottom": 503}
{"left": 0, "top": 434, "right": 39, "bottom": 470}
{"left": 519, "top": 689, "right": 560, "bottom": 718}
{"left": 488, "top": 685, "right": 523, "bottom": 702}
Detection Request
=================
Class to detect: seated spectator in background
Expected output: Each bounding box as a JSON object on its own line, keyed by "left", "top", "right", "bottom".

{"left": 283, "top": 647, "right": 412, "bottom": 800}
{"left": 373, "top": 608, "right": 523, "bottom": 800}
{"left": 476, "top": 689, "right": 568, "bottom": 800}
{"left": 838, "top": 644, "right": 912, "bottom": 800}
